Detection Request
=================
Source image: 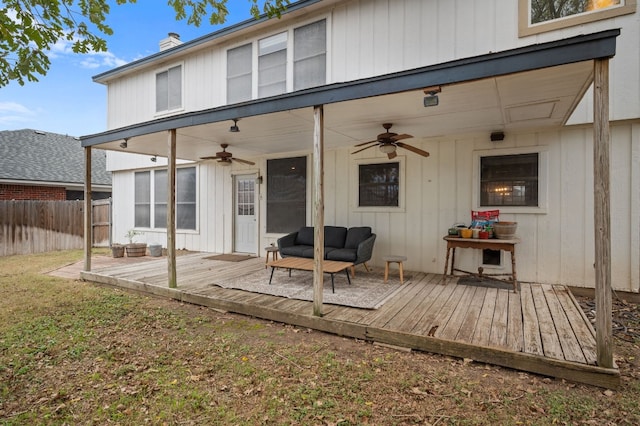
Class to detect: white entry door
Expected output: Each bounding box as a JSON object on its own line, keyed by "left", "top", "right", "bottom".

{"left": 234, "top": 174, "right": 257, "bottom": 254}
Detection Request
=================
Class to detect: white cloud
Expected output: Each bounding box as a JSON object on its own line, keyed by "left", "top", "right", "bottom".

{"left": 46, "top": 33, "right": 128, "bottom": 69}
{"left": 0, "top": 102, "right": 37, "bottom": 126}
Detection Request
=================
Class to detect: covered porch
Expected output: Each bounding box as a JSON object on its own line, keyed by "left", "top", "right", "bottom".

{"left": 80, "top": 253, "right": 620, "bottom": 388}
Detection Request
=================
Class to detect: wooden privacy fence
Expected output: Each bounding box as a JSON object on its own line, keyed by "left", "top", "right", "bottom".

{"left": 0, "top": 200, "right": 111, "bottom": 256}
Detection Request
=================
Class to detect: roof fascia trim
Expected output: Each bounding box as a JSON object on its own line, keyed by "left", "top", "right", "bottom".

{"left": 82, "top": 29, "right": 619, "bottom": 147}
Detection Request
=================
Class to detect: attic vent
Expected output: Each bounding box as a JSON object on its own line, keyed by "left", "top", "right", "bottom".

{"left": 34, "top": 130, "right": 46, "bottom": 135}
{"left": 159, "top": 32, "right": 182, "bottom": 51}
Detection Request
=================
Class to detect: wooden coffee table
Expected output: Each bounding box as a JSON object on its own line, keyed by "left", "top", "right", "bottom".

{"left": 267, "top": 257, "right": 353, "bottom": 293}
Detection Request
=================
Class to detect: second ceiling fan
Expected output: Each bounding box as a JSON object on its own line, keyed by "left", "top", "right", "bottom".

{"left": 200, "top": 144, "right": 255, "bottom": 166}
{"left": 351, "top": 123, "right": 430, "bottom": 159}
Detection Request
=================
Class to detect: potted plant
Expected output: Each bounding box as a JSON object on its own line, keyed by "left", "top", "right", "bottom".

{"left": 110, "top": 243, "right": 125, "bottom": 258}
{"left": 124, "top": 229, "right": 147, "bottom": 257}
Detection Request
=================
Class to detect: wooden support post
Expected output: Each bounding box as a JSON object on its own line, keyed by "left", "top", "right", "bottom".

{"left": 593, "top": 58, "right": 613, "bottom": 368}
{"left": 313, "top": 105, "right": 325, "bottom": 317}
{"left": 167, "top": 129, "right": 177, "bottom": 288}
{"left": 83, "top": 146, "right": 92, "bottom": 272}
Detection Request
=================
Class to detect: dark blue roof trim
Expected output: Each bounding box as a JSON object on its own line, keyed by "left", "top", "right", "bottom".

{"left": 81, "top": 29, "right": 619, "bottom": 147}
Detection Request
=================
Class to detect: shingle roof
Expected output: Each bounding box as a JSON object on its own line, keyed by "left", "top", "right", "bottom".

{"left": 0, "top": 129, "right": 111, "bottom": 186}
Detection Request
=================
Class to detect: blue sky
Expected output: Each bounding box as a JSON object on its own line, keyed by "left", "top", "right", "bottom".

{"left": 0, "top": 0, "right": 257, "bottom": 137}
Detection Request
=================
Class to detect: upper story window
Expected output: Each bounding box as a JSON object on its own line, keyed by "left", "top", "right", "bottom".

{"left": 519, "top": 0, "right": 636, "bottom": 36}
{"left": 258, "top": 32, "right": 288, "bottom": 97}
{"left": 293, "top": 20, "right": 326, "bottom": 91}
{"left": 156, "top": 64, "right": 182, "bottom": 113}
{"left": 226, "top": 19, "right": 327, "bottom": 103}
{"left": 227, "top": 44, "right": 252, "bottom": 104}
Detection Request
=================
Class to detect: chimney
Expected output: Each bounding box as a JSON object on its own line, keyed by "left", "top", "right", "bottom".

{"left": 159, "top": 32, "right": 182, "bottom": 51}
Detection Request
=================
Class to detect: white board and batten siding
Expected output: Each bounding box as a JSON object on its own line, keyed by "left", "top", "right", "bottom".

{"left": 104, "top": 0, "right": 640, "bottom": 292}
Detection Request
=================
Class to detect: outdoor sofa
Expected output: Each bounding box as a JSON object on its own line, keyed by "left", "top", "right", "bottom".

{"left": 277, "top": 226, "right": 376, "bottom": 275}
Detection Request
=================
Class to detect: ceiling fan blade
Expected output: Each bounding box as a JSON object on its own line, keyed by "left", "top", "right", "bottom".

{"left": 353, "top": 139, "right": 378, "bottom": 147}
{"left": 200, "top": 156, "right": 221, "bottom": 160}
{"left": 387, "top": 151, "right": 397, "bottom": 160}
{"left": 396, "top": 142, "right": 430, "bottom": 157}
{"left": 351, "top": 144, "right": 378, "bottom": 155}
{"left": 391, "top": 133, "right": 413, "bottom": 141}
{"left": 232, "top": 158, "right": 255, "bottom": 166}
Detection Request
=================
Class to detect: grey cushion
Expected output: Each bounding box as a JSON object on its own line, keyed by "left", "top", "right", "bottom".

{"left": 326, "top": 248, "right": 357, "bottom": 262}
{"left": 295, "top": 227, "right": 315, "bottom": 246}
{"left": 280, "top": 245, "right": 313, "bottom": 258}
{"left": 324, "top": 226, "right": 347, "bottom": 249}
{"left": 345, "top": 227, "right": 372, "bottom": 249}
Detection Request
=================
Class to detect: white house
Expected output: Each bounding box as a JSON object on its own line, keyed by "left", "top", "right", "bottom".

{"left": 82, "top": 0, "right": 639, "bottom": 294}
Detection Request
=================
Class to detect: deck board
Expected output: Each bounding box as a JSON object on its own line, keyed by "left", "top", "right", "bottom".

{"left": 79, "top": 253, "right": 618, "bottom": 388}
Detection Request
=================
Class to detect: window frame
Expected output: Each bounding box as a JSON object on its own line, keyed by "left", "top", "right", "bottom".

{"left": 352, "top": 156, "right": 406, "bottom": 213}
{"left": 133, "top": 166, "right": 198, "bottom": 232}
{"left": 224, "top": 16, "right": 329, "bottom": 103}
{"left": 155, "top": 62, "right": 184, "bottom": 116}
{"left": 518, "top": 0, "right": 636, "bottom": 37}
{"left": 472, "top": 147, "right": 548, "bottom": 214}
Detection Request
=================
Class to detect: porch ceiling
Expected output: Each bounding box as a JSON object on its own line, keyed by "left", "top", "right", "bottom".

{"left": 96, "top": 61, "right": 594, "bottom": 161}
{"left": 82, "top": 29, "right": 619, "bottom": 161}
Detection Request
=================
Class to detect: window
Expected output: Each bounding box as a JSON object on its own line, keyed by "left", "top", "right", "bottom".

{"left": 294, "top": 20, "right": 326, "bottom": 91}
{"left": 266, "top": 156, "right": 306, "bottom": 233}
{"left": 134, "top": 171, "right": 151, "bottom": 228}
{"left": 227, "top": 43, "right": 252, "bottom": 104}
{"left": 480, "top": 153, "right": 538, "bottom": 207}
{"left": 156, "top": 64, "right": 182, "bottom": 113}
{"left": 134, "top": 167, "right": 196, "bottom": 230}
{"left": 358, "top": 162, "right": 400, "bottom": 207}
{"left": 519, "top": 0, "right": 636, "bottom": 36}
{"left": 259, "top": 32, "right": 288, "bottom": 98}
{"left": 226, "top": 19, "right": 327, "bottom": 102}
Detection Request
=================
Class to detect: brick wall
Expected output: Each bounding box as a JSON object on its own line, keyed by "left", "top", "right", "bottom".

{"left": 0, "top": 184, "right": 66, "bottom": 200}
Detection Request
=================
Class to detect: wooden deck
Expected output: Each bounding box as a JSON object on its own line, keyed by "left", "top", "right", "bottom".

{"left": 80, "top": 253, "right": 619, "bottom": 388}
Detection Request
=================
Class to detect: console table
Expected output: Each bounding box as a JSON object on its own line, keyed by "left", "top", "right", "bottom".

{"left": 443, "top": 236, "right": 520, "bottom": 292}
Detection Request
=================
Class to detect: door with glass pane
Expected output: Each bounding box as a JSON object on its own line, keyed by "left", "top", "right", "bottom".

{"left": 234, "top": 174, "right": 257, "bottom": 254}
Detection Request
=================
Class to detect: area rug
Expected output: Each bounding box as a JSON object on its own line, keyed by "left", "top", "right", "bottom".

{"left": 204, "top": 254, "right": 256, "bottom": 262}
{"left": 212, "top": 267, "right": 409, "bottom": 309}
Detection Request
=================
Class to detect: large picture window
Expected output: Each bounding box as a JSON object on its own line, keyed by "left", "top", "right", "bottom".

{"left": 156, "top": 64, "right": 182, "bottom": 113}
{"left": 519, "top": 0, "right": 636, "bottom": 36}
{"left": 358, "top": 162, "right": 400, "bottom": 207}
{"left": 480, "top": 153, "right": 539, "bottom": 207}
{"left": 266, "top": 156, "right": 306, "bottom": 233}
{"left": 134, "top": 167, "right": 196, "bottom": 230}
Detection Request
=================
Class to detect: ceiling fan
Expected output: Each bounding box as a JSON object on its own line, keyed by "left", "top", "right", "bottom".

{"left": 351, "top": 123, "right": 430, "bottom": 159}
{"left": 200, "top": 143, "right": 255, "bottom": 166}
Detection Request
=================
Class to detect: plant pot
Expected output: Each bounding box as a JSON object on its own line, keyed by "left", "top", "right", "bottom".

{"left": 125, "top": 243, "right": 147, "bottom": 257}
{"left": 148, "top": 244, "right": 162, "bottom": 257}
{"left": 493, "top": 221, "right": 518, "bottom": 239}
{"left": 111, "top": 244, "right": 125, "bottom": 258}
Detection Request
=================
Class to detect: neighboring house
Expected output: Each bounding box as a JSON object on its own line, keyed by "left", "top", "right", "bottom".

{"left": 0, "top": 129, "right": 112, "bottom": 200}
{"left": 82, "top": 0, "right": 639, "bottom": 293}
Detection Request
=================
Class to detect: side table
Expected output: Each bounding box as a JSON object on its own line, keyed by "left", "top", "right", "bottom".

{"left": 383, "top": 255, "right": 407, "bottom": 283}
{"left": 265, "top": 246, "right": 279, "bottom": 268}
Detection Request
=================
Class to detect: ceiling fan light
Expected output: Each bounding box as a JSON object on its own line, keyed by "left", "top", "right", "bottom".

{"left": 218, "top": 159, "right": 232, "bottom": 166}
{"left": 379, "top": 144, "right": 396, "bottom": 154}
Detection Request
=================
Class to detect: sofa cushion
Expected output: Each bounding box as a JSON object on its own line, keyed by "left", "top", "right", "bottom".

{"left": 324, "top": 226, "right": 347, "bottom": 249}
{"left": 345, "top": 227, "right": 372, "bottom": 249}
{"left": 295, "top": 227, "right": 315, "bottom": 246}
{"left": 326, "top": 248, "right": 357, "bottom": 262}
{"left": 280, "top": 245, "right": 313, "bottom": 258}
